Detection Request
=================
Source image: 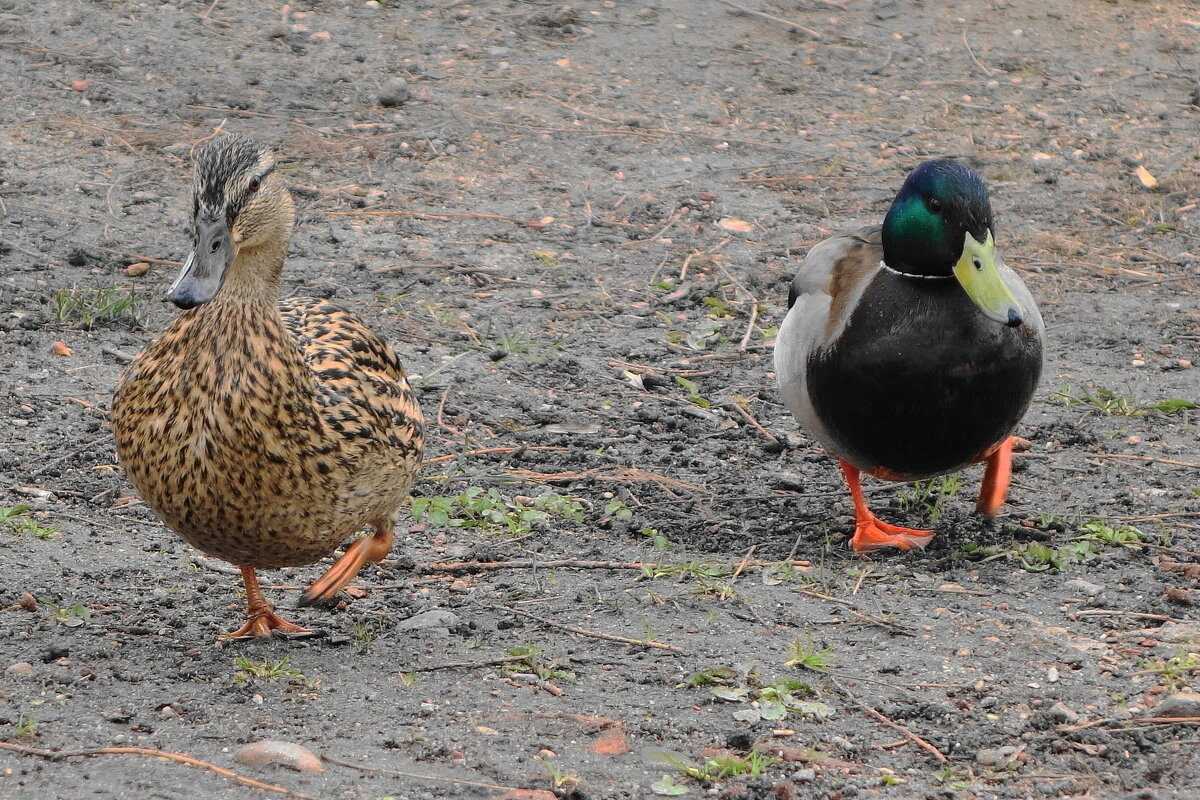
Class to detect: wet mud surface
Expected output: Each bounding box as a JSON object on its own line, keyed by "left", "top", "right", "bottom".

{"left": 1, "top": 1, "right": 1198, "bottom": 798}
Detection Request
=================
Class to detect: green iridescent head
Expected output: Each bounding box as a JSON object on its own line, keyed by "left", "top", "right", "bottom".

{"left": 882, "top": 160, "right": 1022, "bottom": 327}
{"left": 881, "top": 159, "right": 994, "bottom": 276}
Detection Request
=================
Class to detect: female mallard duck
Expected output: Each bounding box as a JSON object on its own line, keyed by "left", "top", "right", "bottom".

{"left": 112, "top": 134, "right": 424, "bottom": 637}
{"left": 774, "top": 159, "right": 1043, "bottom": 552}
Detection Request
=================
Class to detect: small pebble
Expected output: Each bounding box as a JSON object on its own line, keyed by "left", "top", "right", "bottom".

{"left": 976, "top": 745, "right": 1020, "bottom": 767}
{"left": 378, "top": 78, "right": 411, "bottom": 107}
{"left": 1063, "top": 578, "right": 1104, "bottom": 597}
{"left": 6, "top": 662, "right": 37, "bottom": 678}
{"left": 1049, "top": 701, "right": 1080, "bottom": 723}
{"left": 397, "top": 609, "right": 460, "bottom": 631}
{"left": 1153, "top": 692, "right": 1200, "bottom": 718}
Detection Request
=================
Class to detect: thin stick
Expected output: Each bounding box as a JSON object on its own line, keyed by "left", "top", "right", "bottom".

{"left": 623, "top": 207, "right": 686, "bottom": 248}
{"left": 1073, "top": 609, "right": 1190, "bottom": 623}
{"left": 797, "top": 589, "right": 915, "bottom": 635}
{"left": 328, "top": 208, "right": 548, "bottom": 229}
{"left": 678, "top": 251, "right": 697, "bottom": 281}
{"left": 407, "top": 655, "right": 529, "bottom": 672}
{"left": 0, "top": 742, "right": 319, "bottom": 800}
{"left": 488, "top": 605, "right": 683, "bottom": 653}
{"left": 727, "top": 401, "right": 780, "bottom": 445}
{"left": 423, "top": 446, "right": 570, "bottom": 465}
{"left": 714, "top": 0, "right": 823, "bottom": 39}
{"left": 320, "top": 754, "right": 521, "bottom": 790}
{"left": 435, "top": 387, "right": 459, "bottom": 436}
{"left": 961, "top": 27, "right": 994, "bottom": 76}
{"left": 738, "top": 300, "right": 759, "bottom": 350}
{"left": 420, "top": 558, "right": 811, "bottom": 575}
{"left": 1089, "top": 454, "right": 1200, "bottom": 469}
{"left": 831, "top": 678, "right": 948, "bottom": 764}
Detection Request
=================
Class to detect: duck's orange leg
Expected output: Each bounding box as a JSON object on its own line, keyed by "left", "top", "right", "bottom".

{"left": 227, "top": 566, "right": 312, "bottom": 639}
{"left": 840, "top": 460, "right": 935, "bottom": 552}
{"left": 298, "top": 520, "right": 394, "bottom": 608}
{"left": 976, "top": 436, "right": 1014, "bottom": 516}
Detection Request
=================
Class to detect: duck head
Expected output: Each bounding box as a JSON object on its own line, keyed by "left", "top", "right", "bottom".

{"left": 881, "top": 159, "right": 1022, "bottom": 328}
{"left": 167, "top": 134, "right": 293, "bottom": 309}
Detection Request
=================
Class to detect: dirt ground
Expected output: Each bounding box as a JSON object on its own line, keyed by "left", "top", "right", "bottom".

{"left": 2, "top": 0, "right": 1199, "bottom": 798}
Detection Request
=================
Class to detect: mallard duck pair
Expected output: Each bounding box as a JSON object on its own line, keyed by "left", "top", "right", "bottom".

{"left": 112, "top": 134, "right": 424, "bottom": 638}
{"left": 775, "top": 159, "right": 1044, "bottom": 550}
{"left": 113, "top": 138, "right": 1040, "bottom": 638}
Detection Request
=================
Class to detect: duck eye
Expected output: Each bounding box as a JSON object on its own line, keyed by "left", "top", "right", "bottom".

{"left": 248, "top": 177, "right": 261, "bottom": 193}
{"left": 926, "top": 196, "right": 943, "bottom": 213}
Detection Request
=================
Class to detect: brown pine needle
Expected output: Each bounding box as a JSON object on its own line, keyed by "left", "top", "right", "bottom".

{"left": 488, "top": 604, "right": 684, "bottom": 653}
{"left": 831, "top": 678, "right": 949, "bottom": 764}
{"left": 0, "top": 742, "right": 320, "bottom": 800}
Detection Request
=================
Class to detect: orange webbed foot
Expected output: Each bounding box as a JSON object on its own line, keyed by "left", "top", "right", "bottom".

{"left": 839, "top": 459, "right": 936, "bottom": 553}
{"left": 298, "top": 523, "right": 395, "bottom": 609}
{"left": 225, "top": 565, "right": 315, "bottom": 640}
{"left": 976, "top": 437, "right": 1014, "bottom": 516}
{"left": 850, "top": 515, "right": 935, "bottom": 553}
{"left": 226, "top": 609, "right": 314, "bottom": 640}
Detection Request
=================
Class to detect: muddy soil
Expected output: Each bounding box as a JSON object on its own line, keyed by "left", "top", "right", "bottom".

{"left": 1, "top": 1, "right": 1199, "bottom": 798}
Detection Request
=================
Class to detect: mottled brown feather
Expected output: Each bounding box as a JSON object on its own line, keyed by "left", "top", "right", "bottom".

{"left": 111, "top": 136, "right": 423, "bottom": 575}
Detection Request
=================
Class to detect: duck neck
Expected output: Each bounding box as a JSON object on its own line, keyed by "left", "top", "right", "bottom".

{"left": 217, "top": 236, "right": 288, "bottom": 306}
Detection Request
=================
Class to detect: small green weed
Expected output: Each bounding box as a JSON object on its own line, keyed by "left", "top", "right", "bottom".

{"left": 638, "top": 527, "right": 671, "bottom": 551}
{"left": 397, "top": 671, "right": 423, "bottom": 687}
{"left": 707, "top": 661, "right": 833, "bottom": 723}
{"left": 656, "top": 750, "right": 778, "bottom": 785}
{"left": 674, "top": 376, "right": 711, "bottom": 408}
{"left": 505, "top": 646, "right": 576, "bottom": 683}
{"left": 897, "top": 475, "right": 962, "bottom": 523}
{"left": 45, "top": 601, "right": 89, "bottom": 627}
{"left": 232, "top": 654, "right": 308, "bottom": 685}
{"left": 604, "top": 500, "right": 633, "bottom": 521}
{"left": 14, "top": 713, "right": 38, "bottom": 741}
{"left": 350, "top": 619, "right": 379, "bottom": 655}
{"left": 1140, "top": 650, "right": 1200, "bottom": 692}
{"left": 1058, "top": 385, "right": 1197, "bottom": 417}
{"left": 534, "top": 754, "right": 579, "bottom": 789}
{"left": 1078, "top": 520, "right": 1142, "bottom": 548}
{"left": 650, "top": 774, "right": 689, "bottom": 795}
{"left": 53, "top": 286, "right": 142, "bottom": 330}
{"left": 1, "top": 506, "right": 59, "bottom": 539}
{"left": 529, "top": 250, "right": 560, "bottom": 266}
{"left": 411, "top": 488, "right": 583, "bottom": 537}
{"left": 702, "top": 296, "right": 734, "bottom": 318}
{"left": 784, "top": 632, "right": 836, "bottom": 673}
{"left": 935, "top": 765, "right": 972, "bottom": 789}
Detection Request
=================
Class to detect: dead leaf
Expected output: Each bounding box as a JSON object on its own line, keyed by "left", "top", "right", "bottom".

{"left": 50, "top": 341, "right": 71, "bottom": 357}
{"left": 1135, "top": 165, "right": 1158, "bottom": 188}
{"left": 233, "top": 741, "right": 324, "bottom": 773}
{"left": 589, "top": 729, "right": 631, "bottom": 755}
{"left": 717, "top": 218, "right": 753, "bottom": 233}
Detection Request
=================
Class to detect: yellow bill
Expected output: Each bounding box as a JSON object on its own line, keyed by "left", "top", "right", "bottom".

{"left": 953, "top": 231, "right": 1023, "bottom": 328}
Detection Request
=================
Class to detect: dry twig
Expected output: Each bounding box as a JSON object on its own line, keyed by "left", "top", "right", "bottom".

{"left": 0, "top": 742, "right": 318, "bottom": 800}
{"left": 831, "top": 679, "right": 948, "bottom": 764}
{"left": 487, "top": 605, "right": 684, "bottom": 653}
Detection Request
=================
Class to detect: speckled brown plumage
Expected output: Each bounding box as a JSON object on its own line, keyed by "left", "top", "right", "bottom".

{"left": 111, "top": 134, "right": 423, "bottom": 637}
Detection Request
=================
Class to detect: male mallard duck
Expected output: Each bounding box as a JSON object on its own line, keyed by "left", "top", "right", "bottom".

{"left": 112, "top": 134, "right": 424, "bottom": 637}
{"left": 774, "top": 159, "right": 1043, "bottom": 551}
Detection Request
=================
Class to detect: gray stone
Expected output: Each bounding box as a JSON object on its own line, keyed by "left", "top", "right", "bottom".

{"left": 1049, "top": 701, "right": 1079, "bottom": 723}
{"left": 378, "top": 78, "right": 411, "bottom": 107}
{"left": 6, "top": 661, "right": 37, "bottom": 678}
{"left": 1154, "top": 692, "right": 1200, "bottom": 718}
{"left": 1063, "top": 578, "right": 1104, "bottom": 597}
{"left": 397, "top": 610, "right": 460, "bottom": 631}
